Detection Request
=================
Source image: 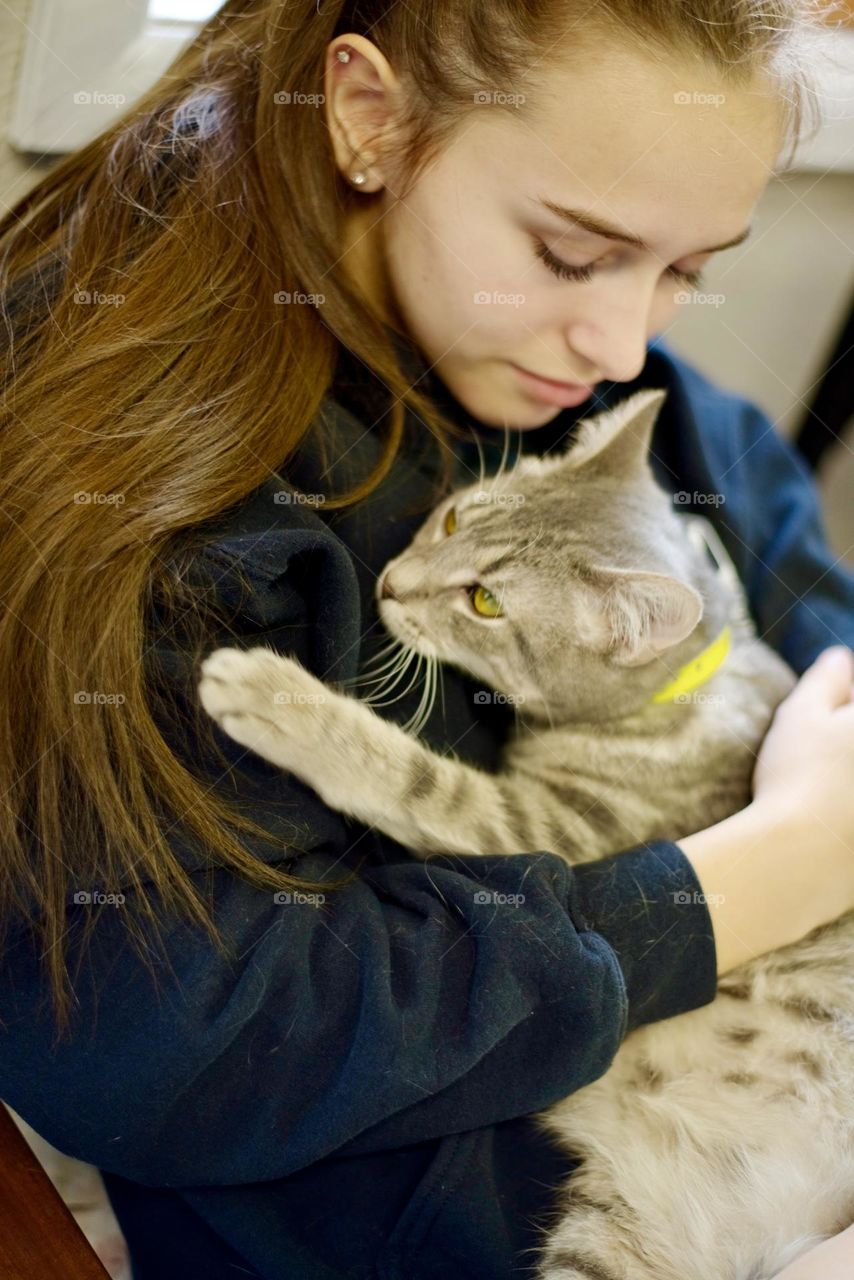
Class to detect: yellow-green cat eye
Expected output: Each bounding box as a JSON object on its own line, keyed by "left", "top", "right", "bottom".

{"left": 471, "top": 585, "right": 503, "bottom": 618}
{"left": 443, "top": 506, "right": 457, "bottom": 535}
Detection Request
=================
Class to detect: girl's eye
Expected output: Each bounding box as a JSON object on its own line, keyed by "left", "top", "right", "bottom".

{"left": 444, "top": 506, "right": 457, "bottom": 535}
{"left": 469, "top": 585, "right": 503, "bottom": 618}
{"left": 531, "top": 238, "right": 705, "bottom": 291}
{"left": 666, "top": 266, "right": 706, "bottom": 290}
{"left": 532, "top": 238, "right": 596, "bottom": 283}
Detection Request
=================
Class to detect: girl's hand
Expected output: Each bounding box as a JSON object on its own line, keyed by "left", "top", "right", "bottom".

{"left": 679, "top": 644, "right": 854, "bottom": 974}
{"left": 769, "top": 1221, "right": 854, "bottom": 1279}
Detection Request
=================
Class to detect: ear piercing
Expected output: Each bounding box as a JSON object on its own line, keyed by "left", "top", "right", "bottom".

{"left": 336, "top": 48, "right": 368, "bottom": 187}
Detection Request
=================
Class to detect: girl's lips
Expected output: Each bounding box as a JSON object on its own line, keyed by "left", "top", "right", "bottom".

{"left": 509, "top": 363, "right": 596, "bottom": 408}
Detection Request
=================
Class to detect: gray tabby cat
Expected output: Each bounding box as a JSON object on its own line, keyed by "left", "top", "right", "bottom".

{"left": 198, "top": 388, "right": 854, "bottom": 1280}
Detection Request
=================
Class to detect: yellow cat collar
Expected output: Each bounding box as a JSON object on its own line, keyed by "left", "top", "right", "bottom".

{"left": 650, "top": 625, "right": 732, "bottom": 704}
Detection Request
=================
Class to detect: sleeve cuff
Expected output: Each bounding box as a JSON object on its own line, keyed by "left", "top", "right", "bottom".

{"left": 567, "top": 840, "right": 718, "bottom": 1033}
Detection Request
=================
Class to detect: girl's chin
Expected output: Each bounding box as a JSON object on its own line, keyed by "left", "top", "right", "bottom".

{"left": 471, "top": 394, "right": 563, "bottom": 432}
{"left": 446, "top": 372, "right": 563, "bottom": 431}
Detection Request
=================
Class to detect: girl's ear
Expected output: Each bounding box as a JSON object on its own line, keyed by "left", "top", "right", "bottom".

{"left": 575, "top": 564, "right": 703, "bottom": 667}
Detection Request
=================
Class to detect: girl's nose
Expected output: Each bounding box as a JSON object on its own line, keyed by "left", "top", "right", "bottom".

{"left": 566, "top": 285, "right": 658, "bottom": 384}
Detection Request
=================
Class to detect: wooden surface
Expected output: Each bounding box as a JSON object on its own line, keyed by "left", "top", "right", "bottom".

{"left": 831, "top": 0, "right": 854, "bottom": 23}
{"left": 0, "top": 1103, "right": 110, "bottom": 1279}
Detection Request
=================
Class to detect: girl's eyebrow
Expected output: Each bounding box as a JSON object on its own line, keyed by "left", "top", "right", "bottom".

{"left": 530, "top": 194, "right": 753, "bottom": 254}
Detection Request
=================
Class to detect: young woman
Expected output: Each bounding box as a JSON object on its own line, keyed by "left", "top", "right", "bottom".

{"left": 1, "top": 1, "right": 853, "bottom": 1277}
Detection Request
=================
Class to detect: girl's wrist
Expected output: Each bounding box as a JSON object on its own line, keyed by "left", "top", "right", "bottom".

{"left": 677, "top": 800, "right": 806, "bottom": 976}
{"left": 769, "top": 1222, "right": 854, "bottom": 1279}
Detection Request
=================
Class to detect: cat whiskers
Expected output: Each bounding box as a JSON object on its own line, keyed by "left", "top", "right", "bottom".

{"left": 464, "top": 414, "right": 521, "bottom": 500}
{"left": 351, "top": 638, "right": 420, "bottom": 698}
{"left": 482, "top": 415, "right": 523, "bottom": 500}
{"left": 352, "top": 636, "right": 428, "bottom": 711}
{"left": 347, "top": 637, "right": 407, "bottom": 688}
{"left": 350, "top": 636, "right": 442, "bottom": 739}
{"left": 402, "top": 649, "right": 441, "bottom": 738}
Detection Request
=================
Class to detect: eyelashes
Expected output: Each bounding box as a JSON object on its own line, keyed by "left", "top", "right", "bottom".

{"left": 531, "top": 237, "right": 705, "bottom": 291}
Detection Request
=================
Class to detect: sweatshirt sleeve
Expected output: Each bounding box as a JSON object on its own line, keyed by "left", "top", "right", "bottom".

{"left": 0, "top": 844, "right": 716, "bottom": 1187}
{"left": 0, "top": 514, "right": 717, "bottom": 1189}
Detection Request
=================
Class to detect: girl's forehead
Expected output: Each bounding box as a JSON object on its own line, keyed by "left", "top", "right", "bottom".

{"left": 473, "top": 42, "right": 784, "bottom": 165}
{"left": 434, "top": 51, "right": 782, "bottom": 254}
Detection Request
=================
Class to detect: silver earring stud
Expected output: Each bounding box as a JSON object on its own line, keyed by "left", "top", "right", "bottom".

{"left": 336, "top": 48, "right": 351, "bottom": 63}
{"left": 351, "top": 170, "right": 367, "bottom": 186}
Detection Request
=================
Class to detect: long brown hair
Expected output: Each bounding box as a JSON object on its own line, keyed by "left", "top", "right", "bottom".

{"left": 0, "top": 0, "right": 828, "bottom": 1038}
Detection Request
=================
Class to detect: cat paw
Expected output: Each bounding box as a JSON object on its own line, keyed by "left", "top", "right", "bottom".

{"left": 198, "top": 647, "right": 328, "bottom": 770}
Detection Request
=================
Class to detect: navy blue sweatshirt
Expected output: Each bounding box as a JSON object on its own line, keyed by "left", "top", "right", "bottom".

{"left": 1, "top": 330, "right": 852, "bottom": 1280}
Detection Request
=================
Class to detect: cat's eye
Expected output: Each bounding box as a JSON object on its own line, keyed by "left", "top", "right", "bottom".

{"left": 443, "top": 506, "right": 458, "bottom": 535}
{"left": 470, "top": 585, "right": 503, "bottom": 618}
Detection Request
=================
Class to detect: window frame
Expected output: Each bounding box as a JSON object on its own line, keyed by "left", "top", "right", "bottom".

{"left": 7, "top": 0, "right": 201, "bottom": 154}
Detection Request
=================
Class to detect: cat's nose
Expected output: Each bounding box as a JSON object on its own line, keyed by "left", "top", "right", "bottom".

{"left": 379, "top": 574, "right": 399, "bottom": 601}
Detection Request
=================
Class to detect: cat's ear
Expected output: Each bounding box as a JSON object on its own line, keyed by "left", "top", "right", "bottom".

{"left": 563, "top": 388, "right": 667, "bottom": 479}
{"left": 575, "top": 565, "right": 703, "bottom": 667}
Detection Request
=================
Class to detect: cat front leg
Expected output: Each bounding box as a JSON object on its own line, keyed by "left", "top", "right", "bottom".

{"left": 198, "top": 646, "right": 565, "bottom": 857}
{"left": 198, "top": 646, "right": 482, "bottom": 852}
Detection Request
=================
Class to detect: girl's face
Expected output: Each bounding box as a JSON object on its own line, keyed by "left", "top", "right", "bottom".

{"left": 330, "top": 37, "right": 785, "bottom": 430}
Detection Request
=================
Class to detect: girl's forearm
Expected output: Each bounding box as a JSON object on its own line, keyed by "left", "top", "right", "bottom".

{"left": 769, "top": 1222, "right": 854, "bottom": 1279}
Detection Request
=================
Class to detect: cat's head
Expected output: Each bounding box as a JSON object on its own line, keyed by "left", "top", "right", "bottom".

{"left": 376, "top": 388, "right": 719, "bottom": 722}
